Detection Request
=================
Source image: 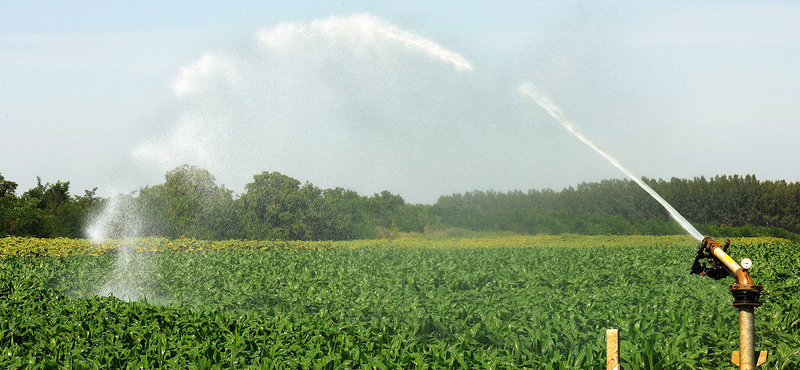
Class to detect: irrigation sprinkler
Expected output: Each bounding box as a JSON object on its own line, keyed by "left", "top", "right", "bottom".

{"left": 520, "top": 83, "right": 773, "bottom": 368}
{"left": 691, "top": 237, "right": 768, "bottom": 369}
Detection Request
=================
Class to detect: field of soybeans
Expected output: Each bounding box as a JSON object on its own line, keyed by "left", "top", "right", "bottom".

{"left": 1, "top": 235, "right": 799, "bottom": 369}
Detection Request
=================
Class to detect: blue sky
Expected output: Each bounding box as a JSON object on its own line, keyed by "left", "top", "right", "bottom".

{"left": 2, "top": 1, "right": 799, "bottom": 204}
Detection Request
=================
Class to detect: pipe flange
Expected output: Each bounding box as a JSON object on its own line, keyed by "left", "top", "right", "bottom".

{"left": 729, "top": 284, "right": 764, "bottom": 307}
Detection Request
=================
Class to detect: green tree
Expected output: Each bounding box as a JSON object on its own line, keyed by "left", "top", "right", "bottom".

{"left": 238, "top": 171, "right": 323, "bottom": 240}
{"left": 0, "top": 175, "right": 93, "bottom": 238}
{"left": 0, "top": 173, "right": 20, "bottom": 236}
{"left": 21, "top": 178, "right": 82, "bottom": 237}
{"left": 138, "top": 165, "right": 235, "bottom": 239}
{"left": 320, "top": 187, "right": 371, "bottom": 240}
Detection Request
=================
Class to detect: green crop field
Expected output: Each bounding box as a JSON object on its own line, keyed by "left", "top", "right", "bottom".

{"left": 1, "top": 235, "right": 799, "bottom": 369}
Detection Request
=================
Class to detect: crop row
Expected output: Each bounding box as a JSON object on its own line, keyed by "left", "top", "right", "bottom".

{"left": 1, "top": 236, "right": 798, "bottom": 369}
{"left": 5, "top": 235, "right": 789, "bottom": 258}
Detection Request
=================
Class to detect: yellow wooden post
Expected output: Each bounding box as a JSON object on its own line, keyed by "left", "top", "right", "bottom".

{"left": 606, "top": 329, "right": 619, "bottom": 370}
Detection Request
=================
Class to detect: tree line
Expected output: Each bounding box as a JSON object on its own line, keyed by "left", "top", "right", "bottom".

{"left": 432, "top": 175, "right": 800, "bottom": 239}
{"left": 129, "top": 165, "right": 430, "bottom": 240}
{"left": 0, "top": 173, "right": 99, "bottom": 238}
{"left": 2, "top": 168, "right": 798, "bottom": 240}
{"left": 1, "top": 166, "right": 428, "bottom": 240}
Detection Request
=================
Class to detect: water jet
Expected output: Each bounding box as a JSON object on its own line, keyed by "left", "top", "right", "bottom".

{"left": 519, "top": 82, "right": 769, "bottom": 369}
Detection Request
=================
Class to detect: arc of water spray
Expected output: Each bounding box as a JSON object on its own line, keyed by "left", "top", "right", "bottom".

{"left": 518, "top": 82, "right": 704, "bottom": 241}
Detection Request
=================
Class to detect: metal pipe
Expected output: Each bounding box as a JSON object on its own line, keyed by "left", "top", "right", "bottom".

{"left": 699, "top": 238, "right": 765, "bottom": 368}
{"left": 705, "top": 238, "right": 754, "bottom": 285}
{"left": 738, "top": 306, "right": 756, "bottom": 370}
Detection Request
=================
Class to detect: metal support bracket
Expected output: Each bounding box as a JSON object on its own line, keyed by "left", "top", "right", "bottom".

{"left": 732, "top": 351, "right": 768, "bottom": 367}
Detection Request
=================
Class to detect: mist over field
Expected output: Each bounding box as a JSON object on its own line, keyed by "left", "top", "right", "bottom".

{"left": 131, "top": 14, "right": 516, "bottom": 204}
{"left": 3, "top": 3, "right": 799, "bottom": 205}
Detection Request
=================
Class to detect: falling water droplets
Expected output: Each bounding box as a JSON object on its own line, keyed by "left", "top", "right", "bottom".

{"left": 518, "top": 81, "right": 704, "bottom": 241}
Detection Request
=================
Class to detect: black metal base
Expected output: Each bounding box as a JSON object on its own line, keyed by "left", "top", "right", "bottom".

{"left": 730, "top": 284, "right": 764, "bottom": 307}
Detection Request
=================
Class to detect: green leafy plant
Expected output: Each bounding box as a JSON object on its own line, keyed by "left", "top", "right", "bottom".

{"left": 1, "top": 236, "right": 798, "bottom": 369}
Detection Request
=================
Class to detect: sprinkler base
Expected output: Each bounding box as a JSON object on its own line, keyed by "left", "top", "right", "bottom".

{"left": 730, "top": 284, "right": 764, "bottom": 307}
{"left": 731, "top": 350, "right": 768, "bottom": 367}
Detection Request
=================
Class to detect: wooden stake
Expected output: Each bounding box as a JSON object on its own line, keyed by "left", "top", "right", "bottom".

{"left": 607, "top": 329, "right": 619, "bottom": 370}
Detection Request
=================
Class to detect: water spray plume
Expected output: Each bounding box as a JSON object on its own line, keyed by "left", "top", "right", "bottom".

{"left": 129, "top": 13, "right": 479, "bottom": 204}
{"left": 518, "top": 82, "right": 704, "bottom": 241}
{"left": 87, "top": 13, "right": 480, "bottom": 301}
{"left": 84, "top": 192, "right": 149, "bottom": 301}
{"left": 256, "top": 14, "right": 475, "bottom": 72}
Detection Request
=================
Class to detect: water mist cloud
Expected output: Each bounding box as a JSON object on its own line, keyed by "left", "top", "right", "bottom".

{"left": 255, "top": 14, "right": 475, "bottom": 72}
{"left": 132, "top": 114, "right": 213, "bottom": 172}
{"left": 132, "top": 13, "right": 499, "bottom": 203}
{"left": 172, "top": 54, "right": 236, "bottom": 96}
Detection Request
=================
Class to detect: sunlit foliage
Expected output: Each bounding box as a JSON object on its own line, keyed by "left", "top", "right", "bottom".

{"left": 0, "top": 173, "right": 100, "bottom": 238}
{"left": 1, "top": 236, "right": 798, "bottom": 368}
